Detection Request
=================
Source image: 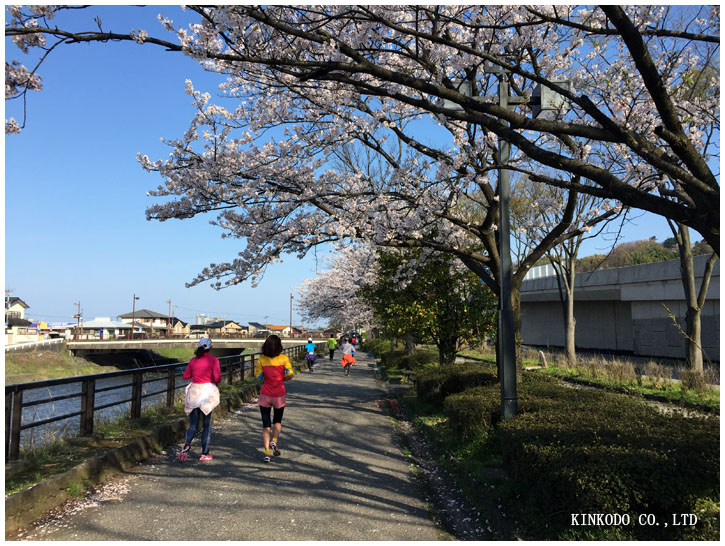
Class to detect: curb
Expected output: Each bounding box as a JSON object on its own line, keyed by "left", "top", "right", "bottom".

{"left": 4, "top": 382, "right": 264, "bottom": 536}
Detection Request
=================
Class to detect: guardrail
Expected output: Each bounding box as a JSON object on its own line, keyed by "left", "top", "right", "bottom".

{"left": 5, "top": 344, "right": 305, "bottom": 460}
{"left": 5, "top": 338, "right": 64, "bottom": 353}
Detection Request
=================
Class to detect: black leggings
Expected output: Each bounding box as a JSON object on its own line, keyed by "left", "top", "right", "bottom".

{"left": 260, "top": 405, "right": 285, "bottom": 429}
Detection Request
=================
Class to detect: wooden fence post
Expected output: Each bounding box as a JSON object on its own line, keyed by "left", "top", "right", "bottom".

{"left": 131, "top": 372, "right": 142, "bottom": 420}
{"left": 227, "top": 357, "right": 234, "bottom": 385}
{"left": 167, "top": 368, "right": 176, "bottom": 407}
{"left": 6, "top": 391, "right": 13, "bottom": 460}
{"left": 80, "top": 379, "right": 96, "bottom": 436}
{"left": 10, "top": 390, "right": 23, "bottom": 460}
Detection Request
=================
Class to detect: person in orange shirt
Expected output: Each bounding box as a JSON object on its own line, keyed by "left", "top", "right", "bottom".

{"left": 340, "top": 337, "right": 356, "bottom": 377}
{"left": 255, "top": 334, "right": 294, "bottom": 462}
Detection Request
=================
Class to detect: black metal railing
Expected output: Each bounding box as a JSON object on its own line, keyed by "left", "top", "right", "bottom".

{"left": 5, "top": 344, "right": 305, "bottom": 460}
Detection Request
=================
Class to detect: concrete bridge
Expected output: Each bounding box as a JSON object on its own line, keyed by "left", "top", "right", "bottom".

{"left": 66, "top": 338, "right": 320, "bottom": 358}
{"left": 520, "top": 255, "right": 720, "bottom": 362}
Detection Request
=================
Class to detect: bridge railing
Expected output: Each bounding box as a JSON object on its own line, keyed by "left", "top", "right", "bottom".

{"left": 5, "top": 344, "right": 306, "bottom": 460}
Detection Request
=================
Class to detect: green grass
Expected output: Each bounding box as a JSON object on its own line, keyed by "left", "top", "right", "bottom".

{"left": 458, "top": 347, "right": 719, "bottom": 411}
{"left": 398, "top": 389, "right": 513, "bottom": 540}
{"left": 539, "top": 365, "right": 720, "bottom": 411}
{"left": 154, "top": 348, "right": 195, "bottom": 361}
{"left": 5, "top": 349, "right": 121, "bottom": 385}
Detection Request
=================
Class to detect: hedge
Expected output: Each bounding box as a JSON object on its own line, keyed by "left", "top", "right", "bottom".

{"left": 412, "top": 361, "right": 718, "bottom": 539}
{"left": 499, "top": 373, "right": 720, "bottom": 539}
{"left": 416, "top": 361, "right": 498, "bottom": 405}
{"left": 443, "top": 383, "right": 500, "bottom": 441}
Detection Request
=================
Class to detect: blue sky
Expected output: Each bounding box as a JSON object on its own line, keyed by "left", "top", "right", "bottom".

{"left": 4, "top": 5, "right": 676, "bottom": 326}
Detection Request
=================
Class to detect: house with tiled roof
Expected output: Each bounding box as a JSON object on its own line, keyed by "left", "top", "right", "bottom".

{"left": 170, "top": 317, "right": 191, "bottom": 338}
{"left": 267, "top": 324, "right": 292, "bottom": 337}
{"left": 206, "top": 320, "right": 247, "bottom": 337}
{"left": 248, "top": 322, "right": 268, "bottom": 337}
{"left": 5, "top": 297, "right": 29, "bottom": 321}
{"left": 117, "top": 309, "right": 169, "bottom": 337}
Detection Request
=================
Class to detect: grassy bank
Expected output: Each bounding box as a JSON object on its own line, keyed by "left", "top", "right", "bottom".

{"left": 5, "top": 349, "right": 122, "bottom": 385}
{"left": 367, "top": 340, "right": 720, "bottom": 541}
{"left": 459, "top": 347, "right": 719, "bottom": 412}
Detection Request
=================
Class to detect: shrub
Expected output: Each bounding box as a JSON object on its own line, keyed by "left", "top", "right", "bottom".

{"left": 500, "top": 372, "right": 720, "bottom": 539}
{"left": 680, "top": 369, "right": 706, "bottom": 391}
{"left": 380, "top": 348, "right": 438, "bottom": 370}
{"left": 416, "top": 361, "right": 497, "bottom": 405}
{"left": 361, "top": 338, "right": 393, "bottom": 357}
{"left": 443, "top": 383, "right": 500, "bottom": 441}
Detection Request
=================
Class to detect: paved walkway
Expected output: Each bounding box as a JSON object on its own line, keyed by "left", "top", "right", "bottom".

{"left": 26, "top": 352, "right": 447, "bottom": 541}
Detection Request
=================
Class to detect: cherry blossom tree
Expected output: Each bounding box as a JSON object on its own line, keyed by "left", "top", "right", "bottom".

{"left": 6, "top": 5, "right": 719, "bottom": 378}
{"left": 6, "top": 5, "right": 719, "bottom": 250}
{"left": 295, "top": 244, "right": 377, "bottom": 331}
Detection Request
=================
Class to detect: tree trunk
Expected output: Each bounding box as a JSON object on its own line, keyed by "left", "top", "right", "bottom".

{"left": 674, "top": 223, "right": 713, "bottom": 377}
{"left": 564, "top": 263, "right": 577, "bottom": 367}
{"left": 684, "top": 305, "right": 703, "bottom": 374}
{"left": 405, "top": 333, "right": 416, "bottom": 356}
{"left": 438, "top": 336, "right": 458, "bottom": 366}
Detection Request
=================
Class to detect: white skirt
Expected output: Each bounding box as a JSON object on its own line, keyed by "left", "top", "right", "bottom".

{"left": 184, "top": 382, "right": 220, "bottom": 415}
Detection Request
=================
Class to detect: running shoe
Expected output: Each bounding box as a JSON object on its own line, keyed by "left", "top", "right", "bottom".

{"left": 263, "top": 453, "right": 271, "bottom": 463}
{"left": 200, "top": 453, "right": 213, "bottom": 461}
{"left": 270, "top": 440, "right": 281, "bottom": 457}
{"left": 178, "top": 444, "right": 190, "bottom": 463}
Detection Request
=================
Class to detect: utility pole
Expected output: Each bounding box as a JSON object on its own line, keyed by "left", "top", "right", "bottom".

{"left": 131, "top": 294, "right": 139, "bottom": 340}
{"left": 289, "top": 294, "right": 293, "bottom": 339}
{"left": 167, "top": 299, "right": 172, "bottom": 339}
{"left": 73, "top": 301, "right": 81, "bottom": 341}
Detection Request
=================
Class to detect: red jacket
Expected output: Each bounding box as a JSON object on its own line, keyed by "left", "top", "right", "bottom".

{"left": 183, "top": 353, "right": 221, "bottom": 384}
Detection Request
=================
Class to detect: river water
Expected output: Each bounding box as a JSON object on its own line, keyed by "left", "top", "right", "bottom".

{"left": 17, "top": 366, "right": 187, "bottom": 448}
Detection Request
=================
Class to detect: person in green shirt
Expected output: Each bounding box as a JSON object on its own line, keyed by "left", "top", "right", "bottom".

{"left": 327, "top": 335, "right": 338, "bottom": 361}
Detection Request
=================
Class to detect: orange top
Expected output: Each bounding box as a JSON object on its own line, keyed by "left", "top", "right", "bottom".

{"left": 255, "top": 354, "right": 294, "bottom": 397}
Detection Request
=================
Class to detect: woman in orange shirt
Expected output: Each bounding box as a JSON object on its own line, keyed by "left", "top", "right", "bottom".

{"left": 255, "top": 334, "right": 294, "bottom": 462}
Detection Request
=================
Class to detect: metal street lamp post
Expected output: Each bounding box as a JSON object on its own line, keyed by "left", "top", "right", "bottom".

{"left": 495, "top": 74, "right": 518, "bottom": 420}
{"left": 131, "top": 294, "right": 139, "bottom": 340}
{"left": 451, "top": 69, "right": 570, "bottom": 420}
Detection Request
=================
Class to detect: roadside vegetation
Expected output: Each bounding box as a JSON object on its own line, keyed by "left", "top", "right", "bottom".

{"left": 154, "top": 348, "right": 196, "bottom": 362}
{"left": 459, "top": 346, "right": 719, "bottom": 412}
{"left": 364, "top": 339, "right": 720, "bottom": 541}
{"left": 5, "top": 349, "right": 122, "bottom": 385}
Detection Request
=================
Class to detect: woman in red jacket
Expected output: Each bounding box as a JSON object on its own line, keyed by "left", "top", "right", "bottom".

{"left": 255, "top": 334, "right": 294, "bottom": 462}
{"left": 179, "top": 338, "right": 221, "bottom": 462}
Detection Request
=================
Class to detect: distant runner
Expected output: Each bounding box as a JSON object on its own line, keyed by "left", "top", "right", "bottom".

{"left": 340, "top": 337, "right": 356, "bottom": 377}
{"left": 327, "top": 334, "right": 338, "bottom": 361}
{"left": 304, "top": 337, "right": 317, "bottom": 372}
